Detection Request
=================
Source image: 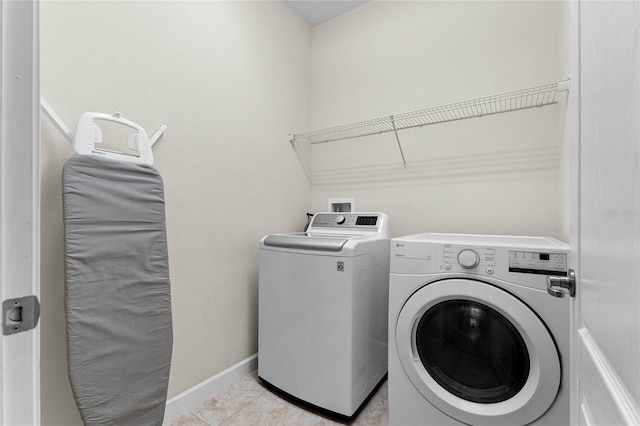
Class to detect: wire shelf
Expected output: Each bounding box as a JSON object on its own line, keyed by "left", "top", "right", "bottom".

{"left": 290, "top": 80, "right": 569, "bottom": 146}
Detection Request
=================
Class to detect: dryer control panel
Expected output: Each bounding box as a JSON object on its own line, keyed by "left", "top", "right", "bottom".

{"left": 390, "top": 233, "right": 570, "bottom": 291}
{"left": 443, "top": 245, "right": 496, "bottom": 271}
{"left": 509, "top": 251, "right": 567, "bottom": 275}
{"left": 440, "top": 246, "right": 567, "bottom": 276}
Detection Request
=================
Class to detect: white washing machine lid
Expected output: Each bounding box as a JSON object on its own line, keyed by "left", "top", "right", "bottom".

{"left": 261, "top": 232, "right": 388, "bottom": 256}
{"left": 395, "top": 278, "right": 561, "bottom": 426}
{"left": 263, "top": 233, "right": 350, "bottom": 252}
{"left": 260, "top": 212, "right": 390, "bottom": 256}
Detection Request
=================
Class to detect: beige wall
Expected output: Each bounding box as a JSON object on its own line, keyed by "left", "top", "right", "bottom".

{"left": 40, "top": 2, "right": 310, "bottom": 425}
{"left": 40, "top": 1, "right": 570, "bottom": 424}
{"left": 308, "top": 1, "right": 569, "bottom": 240}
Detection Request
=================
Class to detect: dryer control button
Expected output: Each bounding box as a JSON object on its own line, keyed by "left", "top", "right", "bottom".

{"left": 444, "top": 263, "right": 452, "bottom": 271}
{"left": 457, "top": 249, "right": 480, "bottom": 269}
{"left": 336, "top": 215, "right": 346, "bottom": 224}
{"left": 486, "top": 266, "right": 495, "bottom": 275}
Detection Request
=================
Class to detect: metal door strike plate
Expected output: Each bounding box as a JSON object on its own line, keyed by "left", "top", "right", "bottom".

{"left": 2, "top": 295, "right": 40, "bottom": 336}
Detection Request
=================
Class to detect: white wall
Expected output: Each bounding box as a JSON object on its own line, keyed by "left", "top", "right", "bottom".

{"left": 39, "top": 1, "right": 571, "bottom": 424}
{"left": 40, "top": 2, "right": 310, "bottom": 425}
{"left": 309, "top": 1, "right": 568, "bottom": 239}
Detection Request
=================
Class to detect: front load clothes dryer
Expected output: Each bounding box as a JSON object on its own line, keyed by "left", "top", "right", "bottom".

{"left": 388, "top": 233, "right": 570, "bottom": 426}
{"left": 258, "top": 212, "right": 391, "bottom": 418}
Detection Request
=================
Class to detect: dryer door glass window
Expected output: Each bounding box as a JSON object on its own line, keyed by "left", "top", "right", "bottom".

{"left": 416, "top": 300, "right": 530, "bottom": 403}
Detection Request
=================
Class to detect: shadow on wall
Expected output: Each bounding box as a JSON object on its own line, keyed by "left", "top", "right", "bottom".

{"left": 309, "top": 145, "right": 560, "bottom": 188}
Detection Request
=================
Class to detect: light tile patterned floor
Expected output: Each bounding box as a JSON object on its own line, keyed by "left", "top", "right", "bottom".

{"left": 169, "top": 371, "right": 388, "bottom": 426}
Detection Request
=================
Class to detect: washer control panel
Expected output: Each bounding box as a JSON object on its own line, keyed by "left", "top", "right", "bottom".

{"left": 308, "top": 212, "right": 391, "bottom": 237}
{"left": 312, "top": 213, "right": 379, "bottom": 228}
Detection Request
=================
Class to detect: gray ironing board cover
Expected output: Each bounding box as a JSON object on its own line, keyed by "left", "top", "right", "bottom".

{"left": 63, "top": 155, "right": 173, "bottom": 426}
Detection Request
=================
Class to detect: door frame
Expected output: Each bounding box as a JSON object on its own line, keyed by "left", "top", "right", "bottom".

{"left": 0, "top": 0, "right": 41, "bottom": 424}
{"left": 567, "top": 0, "right": 581, "bottom": 422}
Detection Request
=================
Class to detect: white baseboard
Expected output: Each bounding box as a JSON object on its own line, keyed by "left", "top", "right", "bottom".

{"left": 578, "top": 328, "right": 640, "bottom": 426}
{"left": 163, "top": 353, "right": 258, "bottom": 424}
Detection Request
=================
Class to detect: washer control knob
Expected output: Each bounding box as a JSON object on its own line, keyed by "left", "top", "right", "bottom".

{"left": 457, "top": 249, "right": 480, "bottom": 269}
{"left": 336, "top": 215, "right": 346, "bottom": 225}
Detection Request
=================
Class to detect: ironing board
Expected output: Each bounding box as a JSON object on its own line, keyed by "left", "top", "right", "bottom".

{"left": 63, "top": 154, "right": 173, "bottom": 425}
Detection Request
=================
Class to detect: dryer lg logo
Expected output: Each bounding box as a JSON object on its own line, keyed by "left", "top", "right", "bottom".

{"left": 337, "top": 261, "right": 344, "bottom": 272}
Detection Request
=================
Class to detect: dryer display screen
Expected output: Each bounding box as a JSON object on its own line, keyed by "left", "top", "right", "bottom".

{"left": 509, "top": 251, "right": 567, "bottom": 275}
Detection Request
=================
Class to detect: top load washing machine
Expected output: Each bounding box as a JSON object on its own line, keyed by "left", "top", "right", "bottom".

{"left": 388, "top": 233, "right": 570, "bottom": 426}
{"left": 258, "top": 212, "right": 391, "bottom": 417}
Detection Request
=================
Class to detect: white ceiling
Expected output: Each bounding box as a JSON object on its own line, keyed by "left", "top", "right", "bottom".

{"left": 284, "top": 0, "right": 369, "bottom": 27}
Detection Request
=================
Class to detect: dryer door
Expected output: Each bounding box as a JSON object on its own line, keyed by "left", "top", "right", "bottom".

{"left": 395, "top": 279, "right": 560, "bottom": 426}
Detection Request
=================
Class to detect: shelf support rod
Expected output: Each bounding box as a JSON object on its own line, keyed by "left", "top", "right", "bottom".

{"left": 390, "top": 115, "right": 407, "bottom": 169}
{"left": 40, "top": 97, "right": 73, "bottom": 145}
{"left": 289, "top": 136, "right": 312, "bottom": 182}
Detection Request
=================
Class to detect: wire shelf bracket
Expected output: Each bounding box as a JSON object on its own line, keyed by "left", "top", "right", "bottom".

{"left": 289, "top": 79, "right": 570, "bottom": 170}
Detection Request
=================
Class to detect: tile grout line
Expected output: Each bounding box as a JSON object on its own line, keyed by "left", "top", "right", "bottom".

{"left": 200, "top": 381, "right": 266, "bottom": 426}
{"left": 185, "top": 382, "right": 263, "bottom": 425}
{"left": 219, "top": 387, "right": 268, "bottom": 425}
{"left": 188, "top": 409, "right": 212, "bottom": 426}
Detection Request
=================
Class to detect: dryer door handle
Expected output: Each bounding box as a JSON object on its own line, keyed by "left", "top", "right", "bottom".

{"left": 547, "top": 269, "right": 576, "bottom": 298}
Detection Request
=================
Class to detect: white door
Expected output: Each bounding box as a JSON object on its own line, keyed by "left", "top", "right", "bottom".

{"left": 0, "top": 0, "right": 41, "bottom": 424}
{"left": 572, "top": 0, "right": 640, "bottom": 424}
